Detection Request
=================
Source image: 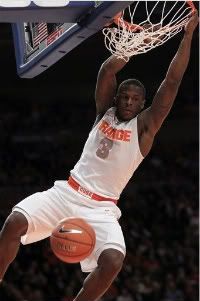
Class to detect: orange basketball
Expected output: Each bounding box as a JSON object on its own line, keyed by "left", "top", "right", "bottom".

{"left": 50, "top": 217, "right": 96, "bottom": 263}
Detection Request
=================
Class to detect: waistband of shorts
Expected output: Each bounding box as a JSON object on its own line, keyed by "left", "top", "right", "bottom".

{"left": 67, "top": 176, "right": 118, "bottom": 204}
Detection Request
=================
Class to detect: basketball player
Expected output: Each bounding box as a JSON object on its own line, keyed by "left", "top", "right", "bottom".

{"left": 0, "top": 10, "right": 198, "bottom": 301}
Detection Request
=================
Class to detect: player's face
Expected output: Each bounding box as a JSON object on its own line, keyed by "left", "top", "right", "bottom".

{"left": 115, "top": 84, "right": 145, "bottom": 121}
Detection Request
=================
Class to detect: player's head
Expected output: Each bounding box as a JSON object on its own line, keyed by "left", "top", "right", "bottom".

{"left": 115, "top": 79, "right": 146, "bottom": 121}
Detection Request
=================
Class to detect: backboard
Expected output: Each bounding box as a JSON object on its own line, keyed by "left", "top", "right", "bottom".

{"left": 0, "top": 1, "right": 133, "bottom": 78}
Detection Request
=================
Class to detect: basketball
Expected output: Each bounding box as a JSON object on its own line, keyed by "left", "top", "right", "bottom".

{"left": 50, "top": 217, "right": 96, "bottom": 263}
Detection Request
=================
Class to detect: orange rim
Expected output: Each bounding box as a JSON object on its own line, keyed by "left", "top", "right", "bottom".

{"left": 112, "top": 1, "right": 195, "bottom": 32}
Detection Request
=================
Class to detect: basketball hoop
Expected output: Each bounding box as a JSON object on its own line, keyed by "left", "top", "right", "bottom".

{"left": 103, "top": 1, "right": 195, "bottom": 61}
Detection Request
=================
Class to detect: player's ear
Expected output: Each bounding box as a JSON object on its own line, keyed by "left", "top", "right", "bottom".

{"left": 114, "top": 96, "right": 117, "bottom": 105}
{"left": 140, "top": 99, "right": 145, "bottom": 109}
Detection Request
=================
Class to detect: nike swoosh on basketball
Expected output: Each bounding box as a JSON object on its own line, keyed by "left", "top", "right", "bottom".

{"left": 59, "top": 227, "right": 83, "bottom": 234}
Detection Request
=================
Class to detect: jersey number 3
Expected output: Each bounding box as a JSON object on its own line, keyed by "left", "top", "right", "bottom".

{"left": 96, "top": 138, "right": 113, "bottom": 159}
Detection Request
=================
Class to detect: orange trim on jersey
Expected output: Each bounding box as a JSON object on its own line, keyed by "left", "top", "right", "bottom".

{"left": 68, "top": 176, "right": 118, "bottom": 204}
{"left": 99, "top": 120, "right": 131, "bottom": 142}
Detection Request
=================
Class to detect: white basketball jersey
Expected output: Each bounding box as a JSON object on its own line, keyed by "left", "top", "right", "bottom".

{"left": 71, "top": 107, "right": 144, "bottom": 200}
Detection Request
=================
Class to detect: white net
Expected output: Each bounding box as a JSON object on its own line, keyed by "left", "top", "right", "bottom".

{"left": 103, "top": 1, "right": 195, "bottom": 61}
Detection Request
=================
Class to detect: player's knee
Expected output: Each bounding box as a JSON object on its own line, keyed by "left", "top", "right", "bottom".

{"left": 1, "top": 212, "right": 28, "bottom": 238}
{"left": 98, "top": 248, "right": 124, "bottom": 276}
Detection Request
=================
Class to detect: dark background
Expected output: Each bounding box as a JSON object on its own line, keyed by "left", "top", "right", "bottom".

{"left": 0, "top": 2, "right": 199, "bottom": 301}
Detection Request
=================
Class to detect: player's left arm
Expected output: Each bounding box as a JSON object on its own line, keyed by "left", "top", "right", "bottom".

{"left": 141, "top": 10, "right": 199, "bottom": 137}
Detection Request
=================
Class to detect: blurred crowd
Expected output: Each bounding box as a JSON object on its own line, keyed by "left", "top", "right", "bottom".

{"left": 0, "top": 99, "right": 198, "bottom": 301}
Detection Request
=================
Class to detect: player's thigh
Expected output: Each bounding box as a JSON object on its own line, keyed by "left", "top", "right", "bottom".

{"left": 12, "top": 187, "right": 77, "bottom": 245}
{"left": 79, "top": 204, "right": 126, "bottom": 273}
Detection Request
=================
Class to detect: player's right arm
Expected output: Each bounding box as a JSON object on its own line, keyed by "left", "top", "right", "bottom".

{"left": 95, "top": 55, "right": 127, "bottom": 118}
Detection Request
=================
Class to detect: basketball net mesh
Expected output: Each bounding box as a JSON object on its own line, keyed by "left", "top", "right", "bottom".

{"left": 103, "top": 1, "right": 195, "bottom": 61}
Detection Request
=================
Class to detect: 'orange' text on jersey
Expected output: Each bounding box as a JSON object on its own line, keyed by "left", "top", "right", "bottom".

{"left": 99, "top": 120, "right": 132, "bottom": 142}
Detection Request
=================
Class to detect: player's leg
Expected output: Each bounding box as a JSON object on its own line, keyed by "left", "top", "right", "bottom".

{"left": 0, "top": 211, "right": 28, "bottom": 280}
{"left": 74, "top": 248, "right": 124, "bottom": 301}
{"left": 73, "top": 200, "right": 126, "bottom": 301}
{"left": 0, "top": 183, "right": 76, "bottom": 282}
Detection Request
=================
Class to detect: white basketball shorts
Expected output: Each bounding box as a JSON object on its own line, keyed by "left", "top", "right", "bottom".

{"left": 13, "top": 180, "right": 126, "bottom": 272}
